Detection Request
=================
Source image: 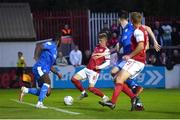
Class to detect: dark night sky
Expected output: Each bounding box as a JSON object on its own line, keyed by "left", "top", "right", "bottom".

{"left": 0, "top": 0, "right": 180, "bottom": 16}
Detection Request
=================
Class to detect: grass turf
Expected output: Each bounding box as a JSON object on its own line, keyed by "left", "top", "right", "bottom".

{"left": 0, "top": 88, "right": 180, "bottom": 119}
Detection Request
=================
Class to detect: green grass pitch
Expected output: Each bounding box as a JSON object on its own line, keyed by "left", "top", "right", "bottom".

{"left": 0, "top": 88, "right": 180, "bottom": 119}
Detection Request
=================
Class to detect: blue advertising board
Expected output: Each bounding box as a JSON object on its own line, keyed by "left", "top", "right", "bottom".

{"left": 134, "top": 66, "right": 165, "bottom": 88}
{"left": 51, "top": 66, "right": 114, "bottom": 88}
{"left": 51, "top": 65, "right": 165, "bottom": 88}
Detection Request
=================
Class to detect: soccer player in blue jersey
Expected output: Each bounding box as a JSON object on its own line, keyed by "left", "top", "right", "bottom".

{"left": 110, "top": 11, "right": 161, "bottom": 110}
{"left": 19, "top": 35, "right": 62, "bottom": 109}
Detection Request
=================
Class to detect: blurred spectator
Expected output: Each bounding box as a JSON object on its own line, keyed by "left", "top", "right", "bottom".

{"left": 172, "top": 49, "right": 180, "bottom": 65}
{"left": 110, "top": 20, "right": 119, "bottom": 34}
{"left": 82, "top": 49, "right": 92, "bottom": 65}
{"left": 10, "top": 51, "right": 26, "bottom": 88}
{"left": 107, "top": 32, "right": 118, "bottom": 48}
{"left": 153, "top": 21, "right": 163, "bottom": 46}
{"left": 61, "top": 24, "right": 72, "bottom": 36}
{"left": 161, "top": 24, "right": 172, "bottom": 46}
{"left": 172, "top": 26, "right": 180, "bottom": 46}
{"left": 17, "top": 51, "right": 26, "bottom": 80}
{"left": 69, "top": 45, "right": 82, "bottom": 67}
{"left": 148, "top": 54, "right": 160, "bottom": 66}
{"left": 101, "top": 22, "right": 111, "bottom": 40}
{"left": 107, "top": 32, "right": 118, "bottom": 66}
{"left": 159, "top": 51, "right": 168, "bottom": 66}
{"left": 56, "top": 51, "right": 68, "bottom": 66}
{"left": 60, "top": 24, "right": 74, "bottom": 56}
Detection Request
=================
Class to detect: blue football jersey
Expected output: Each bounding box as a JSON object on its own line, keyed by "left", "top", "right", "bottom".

{"left": 34, "top": 41, "right": 57, "bottom": 73}
{"left": 119, "top": 22, "right": 134, "bottom": 54}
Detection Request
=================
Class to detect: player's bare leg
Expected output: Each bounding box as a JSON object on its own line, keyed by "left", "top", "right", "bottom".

{"left": 19, "top": 86, "right": 28, "bottom": 102}
{"left": 133, "top": 86, "right": 144, "bottom": 96}
{"left": 71, "top": 74, "right": 88, "bottom": 100}
{"left": 111, "top": 66, "right": 119, "bottom": 83}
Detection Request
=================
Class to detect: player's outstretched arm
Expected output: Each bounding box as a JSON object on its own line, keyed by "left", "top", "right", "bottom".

{"left": 145, "top": 25, "right": 161, "bottom": 52}
{"left": 50, "top": 66, "right": 62, "bottom": 79}
{"left": 34, "top": 43, "right": 43, "bottom": 61}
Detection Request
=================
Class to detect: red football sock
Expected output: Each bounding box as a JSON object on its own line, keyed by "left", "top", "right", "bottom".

{"left": 122, "top": 83, "right": 136, "bottom": 99}
{"left": 111, "top": 83, "right": 123, "bottom": 104}
{"left": 88, "top": 87, "right": 104, "bottom": 97}
{"left": 71, "top": 77, "right": 84, "bottom": 92}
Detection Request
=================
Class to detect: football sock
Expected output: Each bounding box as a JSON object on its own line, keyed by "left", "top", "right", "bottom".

{"left": 88, "top": 87, "right": 104, "bottom": 97}
{"left": 122, "top": 83, "right": 136, "bottom": 98}
{"left": 28, "top": 88, "right": 40, "bottom": 96}
{"left": 81, "top": 90, "right": 86, "bottom": 94}
{"left": 38, "top": 83, "right": 50, "bottom": 102}
{"left": 71, "top": 77, "right": 84, "bottom": 92}
{"left": 111, "top": 83, "right": 123, "bottom": 104}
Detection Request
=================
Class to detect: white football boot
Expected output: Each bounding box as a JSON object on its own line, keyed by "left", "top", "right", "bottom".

{"left": 35, "top": 101, "right": 48, "bottom": 109}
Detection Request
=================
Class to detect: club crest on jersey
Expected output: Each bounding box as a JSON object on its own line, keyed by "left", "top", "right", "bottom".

{"left": 125, "top": 28, "right": 128, "bottom": 32}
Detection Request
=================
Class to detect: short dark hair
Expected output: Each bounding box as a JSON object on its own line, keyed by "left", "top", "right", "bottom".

{"left": 18, "top": 51, "right": 23, "bottom": 55}
{"left": 53, "top": 32, "right": 61, "bottom": 41}
{"left": 118, "top": 10, "right": 129, "bottom": 20}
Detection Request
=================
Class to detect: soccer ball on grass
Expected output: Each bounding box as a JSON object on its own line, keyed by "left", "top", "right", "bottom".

{"left": 64, "top": 96, "right": 73, "bottom": 105}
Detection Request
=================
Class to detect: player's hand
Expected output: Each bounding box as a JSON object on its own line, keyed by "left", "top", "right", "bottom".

{"left": 122, "top": 55, "right": 131, "bottom": 61}
{"left": 57, "top": 72, "right": 62, "bottom": 79}
{"left": 154, "top": 42, "right": 161, "bottom": 52}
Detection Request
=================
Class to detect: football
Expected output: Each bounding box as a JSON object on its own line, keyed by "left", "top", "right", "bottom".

{"left": 64, "top": 96, "right": 73, "bottom": 105}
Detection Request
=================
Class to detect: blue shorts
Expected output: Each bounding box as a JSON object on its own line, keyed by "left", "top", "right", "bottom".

{"left": 115, "top": 59, "right": 126, "bottom": 69}
{"left": 32, "top": 65, "right": 50, "bottom": 87}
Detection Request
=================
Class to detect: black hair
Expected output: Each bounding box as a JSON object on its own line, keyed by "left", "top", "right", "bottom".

{"left": 53, "top": 32, "right": 61, "bottom": 41}
{"left": 18, "top": 51, "right": 23, "bottom": 55}
{"left": 118, "top": 10, "right": 129, "bottom": 19}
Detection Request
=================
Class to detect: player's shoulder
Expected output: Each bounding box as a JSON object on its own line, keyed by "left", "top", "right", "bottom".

{"left": 134, "top": 28, "right": 144, "bottom": 35}
{"left": 44, "top": 41, "right": 56, "bottom": 46}
{"left": 45, "top": 41, "right": 52, "bottom": 45}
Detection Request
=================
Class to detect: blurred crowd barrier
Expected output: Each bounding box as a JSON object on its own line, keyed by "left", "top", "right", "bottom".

{"left": 0, "top": 65, "right": 180, "bottom": 89}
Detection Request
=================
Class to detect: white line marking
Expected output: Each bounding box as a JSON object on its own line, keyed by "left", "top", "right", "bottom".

{"left": 10, "top": 99, "right": 80, "bottom": 115}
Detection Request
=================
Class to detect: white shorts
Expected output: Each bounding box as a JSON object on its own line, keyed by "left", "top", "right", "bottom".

{"left": 77, "top": 68, "right": 99, "bottom": 85}
{"left": 122, "top": 59, "right": 145, "bottom": 79}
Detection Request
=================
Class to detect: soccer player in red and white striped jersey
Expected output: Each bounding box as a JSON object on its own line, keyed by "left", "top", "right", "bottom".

{"left": 99, "top": 12, "right": 148, "bottom": 111}
{"left": 71, "top": 32, "right": 110, "bottom": 103}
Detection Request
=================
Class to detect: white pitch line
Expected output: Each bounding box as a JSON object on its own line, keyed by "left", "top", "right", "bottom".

{"left": 10, "top": 99, "right": 81, "bottom": 115}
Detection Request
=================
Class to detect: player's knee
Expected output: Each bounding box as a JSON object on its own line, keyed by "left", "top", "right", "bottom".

{"left": 41, "top": 74, "right": 51, "bottom": 84}
{"left": 71, "top": 77, "right": 77, "bottom": 83}
{"left": 88, "top": 87, "right": 94, "bottom": 92}
{"left": 115, "top": 76, "right": 124, "bottom": 84}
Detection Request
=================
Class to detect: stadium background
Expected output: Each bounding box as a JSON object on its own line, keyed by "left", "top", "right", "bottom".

{"left": 0, "top": 0, "right": 180, "bottom": 119}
